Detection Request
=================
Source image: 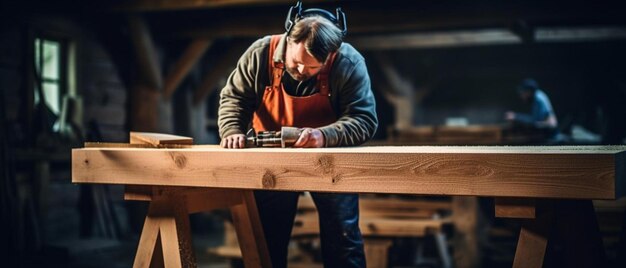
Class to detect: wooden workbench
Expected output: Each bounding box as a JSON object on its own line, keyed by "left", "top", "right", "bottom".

{"left": 72, "top": 141, "right": 626, "bottom": 268}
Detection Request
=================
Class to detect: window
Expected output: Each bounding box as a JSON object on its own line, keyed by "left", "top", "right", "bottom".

{"left": 34, "top": 37, "right": 65, "bottom": 114}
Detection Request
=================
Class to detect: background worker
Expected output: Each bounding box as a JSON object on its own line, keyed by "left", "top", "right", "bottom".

{"left": 505, "top": 78, "right": 561, "bottom": 142}
{"left": 217, "top": 2, "right": 378, "bottom": 267}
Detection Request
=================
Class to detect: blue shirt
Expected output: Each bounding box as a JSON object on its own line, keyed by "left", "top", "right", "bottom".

{"left": 515, "top": 89, "right": 555, "bottom": 127}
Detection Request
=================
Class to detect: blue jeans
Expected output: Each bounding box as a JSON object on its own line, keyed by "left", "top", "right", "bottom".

{"left": 254, "top": 191, "right": 366, "bottom": 268}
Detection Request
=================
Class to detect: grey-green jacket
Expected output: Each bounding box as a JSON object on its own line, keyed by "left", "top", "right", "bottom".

{"left": 218, "top": 34, "right": 378, "bottom": 147}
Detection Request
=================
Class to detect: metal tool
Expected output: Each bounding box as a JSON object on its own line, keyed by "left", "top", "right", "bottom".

{"left": 246, "top": 126, "right": 302, "bottom": 148}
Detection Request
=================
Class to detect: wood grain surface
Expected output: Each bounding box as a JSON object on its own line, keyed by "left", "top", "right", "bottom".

{"left": 72, "top": 145, "right": 626, "bottom": 199}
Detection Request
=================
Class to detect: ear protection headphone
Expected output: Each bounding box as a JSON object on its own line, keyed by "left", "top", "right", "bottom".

{"left": 284, "top": 1, "right": 347, "bottom": 36}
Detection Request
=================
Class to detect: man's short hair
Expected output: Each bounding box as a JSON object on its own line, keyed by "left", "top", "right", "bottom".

{"left": 288, "top": 16, "right": 343, "bottom": 63}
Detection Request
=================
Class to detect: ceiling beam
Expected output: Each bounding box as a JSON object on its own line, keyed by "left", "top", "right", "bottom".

{"left": 110, "top": 0, "right": 336, "bottom": 12}
{"left": 168, "top": 3, "right": 626, "bottom": 39}
{"left": 163, "top": 38, "right": 213, "bottom": 100}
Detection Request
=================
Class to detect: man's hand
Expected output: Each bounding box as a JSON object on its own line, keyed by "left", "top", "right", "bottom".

{"left": 293, "top": 128, "right": 325, "bottom": 148}
{"left": 220, "top": 134, "right": 246, "bottom": 149}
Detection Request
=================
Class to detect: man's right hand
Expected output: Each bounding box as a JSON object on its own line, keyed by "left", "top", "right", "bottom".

{"left": 220, "top": 134, "right": 246, "bottom": 149}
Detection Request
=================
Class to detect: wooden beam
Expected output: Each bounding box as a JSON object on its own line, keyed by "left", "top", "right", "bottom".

{"left": 72, "top": 145, "right": 626, "bottom": 199}
{"left": 292, "top": 214, "right": 447, "bottom": 237}
{"left": 373, "top": 53, "right": 415, "bottom": 130}
{"left": 192, "top": 42, "right": 248, "bottom": 105}
{"left": 175, "top": 3, "right": 626, "bottom": 39}
{"left": 123, "top": 132, "right": 193, "bottom": 202}
{"left": 128, "top": 15, "right": 163, "bottom": 90}
{"left": 495, "top": 198, "right": 536, "bottom": 219}
{"left": 129, "top": 84, "right": 159, "bottom": 131}
{"left": 111, "top": 0, "right": 333, "bottom": 12}
{"left": 128, "top": 16, "right": 163, "bottom": 133}
{"left": 163, "top": 39, "right": 213, "bottom": 100}
{"left": 350, "top": 30, "right": 521, "bottom": 50}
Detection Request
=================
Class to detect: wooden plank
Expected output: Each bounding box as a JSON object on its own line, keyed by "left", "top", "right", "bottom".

{"left": 298, "top": 195, "right": 450, "bottom": 218}
{"left": 72, "top": 146, "right": 626, "bottom": 199}
{"left": 298, "top": 195, "right": 452, "bottom": 212}
{"left": 163, "top": 39, "right": 212, "bottom": 100}
{"left": 495, "top": 198, "right": 536, "bottom": 219}
{"left": 130, "top": 132, "right": 193, "bottom": 146}
{"left": 207, "top": 245, "right": 242, "bottom": 258}
{"left": 125, "top": 133, "right": 193, "bottom": 202}
{"left": 292, "top": 214, "right": 447, "bottom": 237}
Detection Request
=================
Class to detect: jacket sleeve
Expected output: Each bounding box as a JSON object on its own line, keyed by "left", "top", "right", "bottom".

{"left": 319, "top": 58, "right": 378, "bottom": 147}
{"left": 218, "top": 40, "right": 265, "bottom": 139}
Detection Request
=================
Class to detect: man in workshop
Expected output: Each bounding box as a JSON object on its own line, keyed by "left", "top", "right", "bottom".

{"left": 218, "top": 2, "right": 377, "bottom": 267}
{"left": 505, "top": 78, "right": 563, "bottom": 143}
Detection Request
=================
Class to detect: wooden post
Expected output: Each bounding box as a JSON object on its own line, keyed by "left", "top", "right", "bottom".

{"left": 364, "top": 238, "right": 393, "bottom": 268}
{"left": 512, "top": 200, "right": 552, "bottom": 268}
{"left": 132, "top": 195, "right": 195, "bottom": 268}
{"left": 452, "top": 196, "right": 479, "bottom": 268}
{"left": 230, "top": 190, "right": 272, "bottom": 268}
{"left": 163, "top": 39, "right": 212, "bottom": 100}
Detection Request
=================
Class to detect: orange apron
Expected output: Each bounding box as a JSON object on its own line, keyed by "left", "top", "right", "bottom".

{"left": 252, "top": 35, "right": 337, "bottom": 132}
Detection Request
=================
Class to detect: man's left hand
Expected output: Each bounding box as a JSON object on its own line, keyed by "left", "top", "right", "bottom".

{"left": 293, "top": 128, "right": 325, "bottom": 148}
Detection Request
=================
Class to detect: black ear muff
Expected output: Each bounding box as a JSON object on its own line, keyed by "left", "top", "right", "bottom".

{"left": 284, "top": 1, "right": 302, "bottom": 35}
{"left": 285, "top": 1, "right": 347, "bottom": 36}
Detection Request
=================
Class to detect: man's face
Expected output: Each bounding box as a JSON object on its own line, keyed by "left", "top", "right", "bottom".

{"left": 285, "top": 40, "right": 324, "bottom": 81}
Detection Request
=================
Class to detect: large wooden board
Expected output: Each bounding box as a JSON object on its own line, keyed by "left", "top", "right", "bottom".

{"left": 72, "top": 146, "right": 626, "bottom": 199}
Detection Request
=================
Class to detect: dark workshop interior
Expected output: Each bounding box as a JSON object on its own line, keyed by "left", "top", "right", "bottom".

{"left": 1, "top": 0, "right": 626, "bottom": 267}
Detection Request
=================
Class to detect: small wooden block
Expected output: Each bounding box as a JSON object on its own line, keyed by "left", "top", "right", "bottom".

{"left": 125, "top": 185, "right": 154, "bottom": 201}
{"left": 495, "top": 198, "right": 536, "bottom": 219}
{"left": 130, "top": 132, "right": 193, "bottom": 146}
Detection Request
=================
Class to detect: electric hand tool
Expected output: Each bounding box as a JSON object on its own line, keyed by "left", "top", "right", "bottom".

{"left": 245, "top": 126, "right": 302, "bottom": 148}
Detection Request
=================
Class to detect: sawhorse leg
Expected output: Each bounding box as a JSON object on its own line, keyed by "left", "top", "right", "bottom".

{"left": 496, "top": 198, "right": 605, "bottom": 268}
{"left": 127, "top": 187, "right": 272, "bottom": 268}
{"left": 133, "top": 195, "right": 195, "bottom": 268}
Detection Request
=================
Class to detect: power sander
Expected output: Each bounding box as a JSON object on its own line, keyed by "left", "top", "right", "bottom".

{"left": 245, "top": 126, "right": 303, "bottom": 148}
